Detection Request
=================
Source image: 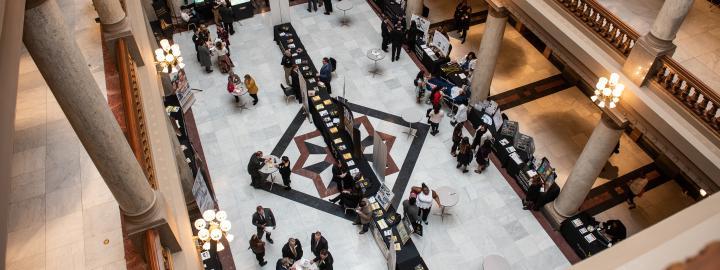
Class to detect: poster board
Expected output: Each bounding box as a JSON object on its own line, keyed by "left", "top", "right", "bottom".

{"left": 372, "top": 131, "right": 388, "bottom": 182}
{"left": 411, "top": 14, "right": 431, "bottom": 43}
{"left": 172, "top": 69, "right": 195, "bottom": 113}
{"left": 431, "top": 31, "right": 450, "bottom": 56}
{"left": 192, "top": 172, "right": 214, "bottom": 213}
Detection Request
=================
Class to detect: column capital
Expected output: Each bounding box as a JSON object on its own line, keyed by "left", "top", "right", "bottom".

{"left": 601, "top": 108, "right": 629, "bottom": 130}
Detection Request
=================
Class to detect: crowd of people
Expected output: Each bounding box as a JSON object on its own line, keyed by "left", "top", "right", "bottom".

{"left": 248, "top": 204, "right": 335, "bottom": 269}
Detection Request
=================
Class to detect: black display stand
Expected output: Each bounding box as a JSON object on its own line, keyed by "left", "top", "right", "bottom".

{"left": 560, "top": 212, "right": 611, "bottom": 259}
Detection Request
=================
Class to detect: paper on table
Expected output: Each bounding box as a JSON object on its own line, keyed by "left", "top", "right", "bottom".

{"left": 572, "top": 219, "right": 583, "bottom": 227}
{"left": 377, "top": 220, "right": 388, "bottom": 230}
{"left": 394, "top": 243, "right": 402, "bottom": 251}
{"left": 458, "top": 73, "right": 466, "bottom": 79}
{"left": 584, "top": 234, "right": 596, "bottom": 243}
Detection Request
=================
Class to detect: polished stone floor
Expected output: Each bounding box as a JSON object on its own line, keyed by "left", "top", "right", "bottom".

{"left": 597, "top": 0, "right": 720, "bottom": 94}
{"left": 504, "top": 87, "right": 653, "bottom": 188}
{"left": 447, "top": 22, "right": 561, "bottom": 95}
{"left": 175, "top": 0, "right": 569, "bottom": 269}
{"left": 424, "top": 0, "right": 487, "bottom": 23}
{"left": 7, "top": 1, "right": 126, "bottom": 269}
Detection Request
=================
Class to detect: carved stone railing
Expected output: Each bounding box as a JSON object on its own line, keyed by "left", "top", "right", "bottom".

{"left": 654, "top": 56, "right": 720, "bottom": 134}
{"left": 555, "top": 0, "right": 639, "bottom": 57}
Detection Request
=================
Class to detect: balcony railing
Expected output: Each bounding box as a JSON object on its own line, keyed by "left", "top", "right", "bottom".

{"left": 555, "top": 0, "right": 639, "bottom": 57}
{"left": 654, "top": 56, "right": 720, "bottom": 134}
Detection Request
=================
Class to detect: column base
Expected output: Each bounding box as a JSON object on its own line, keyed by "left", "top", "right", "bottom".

{"left": 123, "top": 190, "right": 182, "bottom": 252}
{"left": 622, "top": 33, "right": 676, "bottom": 86}
{"left": 541, "top": 201, "right": 573, "bottom": 229}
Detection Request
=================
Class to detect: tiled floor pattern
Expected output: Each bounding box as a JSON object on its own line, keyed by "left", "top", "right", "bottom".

{"left": 7, "top": 1, "right": 126, "bottom": 270}
{"left": 176, "top": 0, "right": 570, "bottom": 269}
{"left": 446, "top": 22, "right": 561, "bottom": 96}
{"left": 597, "top": 0, "right": 720, "bottom": 94}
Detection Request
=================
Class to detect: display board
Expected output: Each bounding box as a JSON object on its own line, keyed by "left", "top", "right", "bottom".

{"left": 372, "top": 131, "right": 388, "bottom": 182}
{"left": 172, "top": 69, "right": 195, "bottom": 112}
{"left": 492, "top": 108, "right": 504, "bottom": 132}
{"left": 431, "top": 31, "right": 450, "bottom": 57}
{"left": 192, "top": 172, "right": 214, "bottom": 213}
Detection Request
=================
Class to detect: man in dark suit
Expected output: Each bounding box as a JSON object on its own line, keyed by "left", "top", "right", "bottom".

{"left": 381, "top": 18, "right": 391, "bottom": 52}
{"left": 322, "top": 0, "right": 332, "bottom": 15}
{"left": 310, "top": 231, "right": 328, "bottom": 258}
{"left": 312, "top": 249, "right": 334, "bottom": 270}
{"left": 290, "top": 65, "right": 302, "bottom": 103}
{"left": 390, "top": 21, "right": 405, "bottom": 62}
{"left": 220, "top": 3, "right": 235, "bottom": 35}
{"left": 318, "top": 57, "right": 333, "bottom": 94}
{"left": 281, "top": 238, "right": 303, "bottom": 261}
{"left": 247, "top": 151, "right": 266, "bottom": 188}
{"left": 252, "top": 205, "right": 276, "bottom": 244}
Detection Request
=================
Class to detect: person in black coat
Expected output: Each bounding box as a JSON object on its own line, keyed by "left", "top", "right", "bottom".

{"left": 523, "top": 176, "right": 543, "bottom": 211}
{"left": 276, "top": 257, "right": 292, "bottom": 270}
{"left": 280, "top": 64, "right": 303, "bottom": 104}
{"left": 313, "top": 249, "right": 334, "bottom": 270}
{"left": 381, "top": 18, "right": 392, "bottom": 52}
{"left": 456, "top": 137, "right": 473, "bottom": 173}
{"left": 310, "top": 231, "right": 329, "bottom": 258}
{"left": 220, "top": 3, "right": 235, "bottom": 35}
{"left": 322, "top": 0, "right": 332, "bottom": 14}
{"left": 278, "top": 156, "right": 292, "bottom": 190}
{"left": 390, "top": 21, "right": 405, "bottom": 62}
{"left": 281, "top": 238, "right": 303, "bottom": 261}
{"left": 247, "top": 151, "right": 266, "bottom": 187}
{"left": 405, "top": 20, "right": 420, "bottom": 50}
{"left": 252, "top": 205, "right": 276, "bottom": 243}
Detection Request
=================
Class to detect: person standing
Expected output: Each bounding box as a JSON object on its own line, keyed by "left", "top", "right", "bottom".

{"left": 307, "top": 0, "right": 318, "bottom": 12}
{"left": 354, "top": 198, "right": 372, "bottom": 234}
{"left": 247, "top": 151, "right": 266, "bottom": 188}
{"left": 402, "top": 196, "right": 420, "bottom": 225}
{"left": 216, "top": 24, "right": 231, "bottom": 47}
{"left": 450, "top": 124, "right": 463, "bottom": 157}
{"left": 216, "top": 41, "right": 234, "bottom": 73}
{"left": 458, "top": 6, "right": 471, "bottom": 43}
{"left": 414, "top": 71, "right": 431, "bottom": 103}
{"left": 453, "top": 103, "right": 468, "bottom": 126}
{"left": 310, "top": 231, "right": 328, "bottom": 258}
{"left": 252, "top": 205, "right": 276, "bottom": 244}
{"left": 429, "top": 86, "right": 443, "bottom": 108}
{"left": 281, "top": 49, "right": 293, "bottom": 85}
{"left": 319, "top": 57, "right": 333, "bottom": 94}
{"left": 322, "top": 0, "right": 332, "bottom": 15}
{"left": 381, "top": 18, "right": 392, "bottom": 52}
{"left": 313, "top": 249, "right": 334, "bottom": 270}
{"left": 625, "top": 172, "right": 649, "bottom": 209}
{"left": 220, "top": 3, "right": 235, "bottom": 35}
{"left": 197, "top": 42, "right": 213, "bottom": 73}
{"left": 427, "top": 106, "right": 444, "bottom": 136}
{"left": 472, "top": 124, "right": 492, "bottom": 151}
{"left": 411, "top": 183, "right": 440, "bottom": 225}
{"left": 522, "top": 176, "right": 543, "bottom": 211}
{"left": 227, "top": 74, "right": 239, "bottom": 103}
{"left": 405, "top": 21, "right": 420, "bottom": 50}
{"left": 456, "top": 137, "right": 473, "bottom": 173}
{"left": 278, "top": 156, "right": 292, "bottom": 190}
{"left": 291, "top": 64, "right": 302, "bottom": 103}
{"left": 249, "top": 234, "right": 267, "bottom": 266}
{"left": 474, "top": 139, "right": 492, "bottom": 173}
{"left": 192, "top": 28, "right": 202, "bottom": 60}
{"left": 244, "top": 74, "right": 259, "bottom": 105}
{"left": 281, "top": 238, "right": 303, "bottom": 261}
{"left": 390, "top": 21, "right": 405, "bottom": 62}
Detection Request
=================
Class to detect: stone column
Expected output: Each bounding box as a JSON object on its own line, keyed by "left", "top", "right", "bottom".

{"left": 405, "top": 0, "right": 423, "bottom": 27}
{"left": 23, "top": 0, "right": 180, "bottom": 250}
{"left": 546, "top": 114, "right": 624, "bottom": 222}
{"left": 92, "top": 0, "right": 145, "bottom": 66}
{"left": 622, "top": 0, "right": 694, "bottom": 85}
{"left": 469, "top": 6, "right": 508, "bottom": 105}
{"left": 0, "top": 0, "right": 28, "bottom": 266}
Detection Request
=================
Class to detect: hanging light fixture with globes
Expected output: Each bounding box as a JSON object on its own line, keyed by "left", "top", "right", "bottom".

{"left": 194, "top": 209, "right": 233, "bottom": 252}
{"left": 592, "top": 73, "right": 625, "bottom": 109}
{"left": 155, "top": 39, "right": 185, "bottom": 74}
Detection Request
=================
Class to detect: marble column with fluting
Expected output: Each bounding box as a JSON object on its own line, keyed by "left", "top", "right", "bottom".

{"left": 23, "top": 0, "right": 156, "bottom": 218}
{"left": 469, "top": 7, "right": 508, "bottom": 105}
{"left": 0, "top": 0, "right": 28, "bottom": 265}
{"left": 551, "top": 115, "right": 624, "bottom": 218}
{"left": 405, "top": 0, "right": 423, "bottom": 27}
{"left": 622, "top": 0, "right": 694, "bottom": 85}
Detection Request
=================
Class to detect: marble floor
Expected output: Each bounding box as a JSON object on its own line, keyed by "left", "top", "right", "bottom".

{"left": 446, "top": 22, "right": 561, "bottom": 95}
{"left": 597, "top": 0, "right": 720, "bottom": 94}
{"left": 175, "top": 0, "right": 569, "bottom": 269}
{"left": 424, "top": 0, "right": 488, "bottom": 23}
{"left": 6, "top": 1, "right": 126, "bottom": 270}
{"left": 504, "top": 87, "right": 654, "bottom": 188}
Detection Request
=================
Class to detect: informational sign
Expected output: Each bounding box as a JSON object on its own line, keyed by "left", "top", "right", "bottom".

{"left": 431, "top": 31, "right": 450, "bottom": 57}
{"left": 492, "top": 108, "right": 504, "bottom": 132}
{"left": 192, "top": 172, "right": 215, "bottom": 213}
{"left": 411, "top": 15, "right": 431, "bottom": 43}
{"left": 172, "top": 69, "right": 195, "bottom": 113}
{"left": 372, "top": 131, "right": 388, "bottom": 182}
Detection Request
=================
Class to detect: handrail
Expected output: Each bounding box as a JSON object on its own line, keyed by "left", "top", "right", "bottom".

{"left": 555, "top": 0, "right": 639, "bottom": 57}
{"left": 654, "top": 55, "right": 720, "bottom": 134}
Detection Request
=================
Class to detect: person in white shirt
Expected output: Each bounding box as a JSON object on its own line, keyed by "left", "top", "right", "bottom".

{"left": 452, "top": 103, "right": 468, "bottom": 126}
{"left": 457, "top": 52, "right": 477, "bottom": 73}
{"left": 427, "top": 106, "right": 444, "bottom": 136}
{"left": 472, "top": 124, "right": 493, "bottom": 151}
{"left": 410, "top": 183, "right": 441, "bottom": 225}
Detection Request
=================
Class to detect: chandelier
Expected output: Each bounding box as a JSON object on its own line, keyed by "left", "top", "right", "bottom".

{"left": 592, "top": 73, "right": 625, "bottom": 109}
{"left": 155, "top": 39, "right": 185, "bottom": 73}
{"left": 194, "top": 209, "right": 234, "bottom": 252}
